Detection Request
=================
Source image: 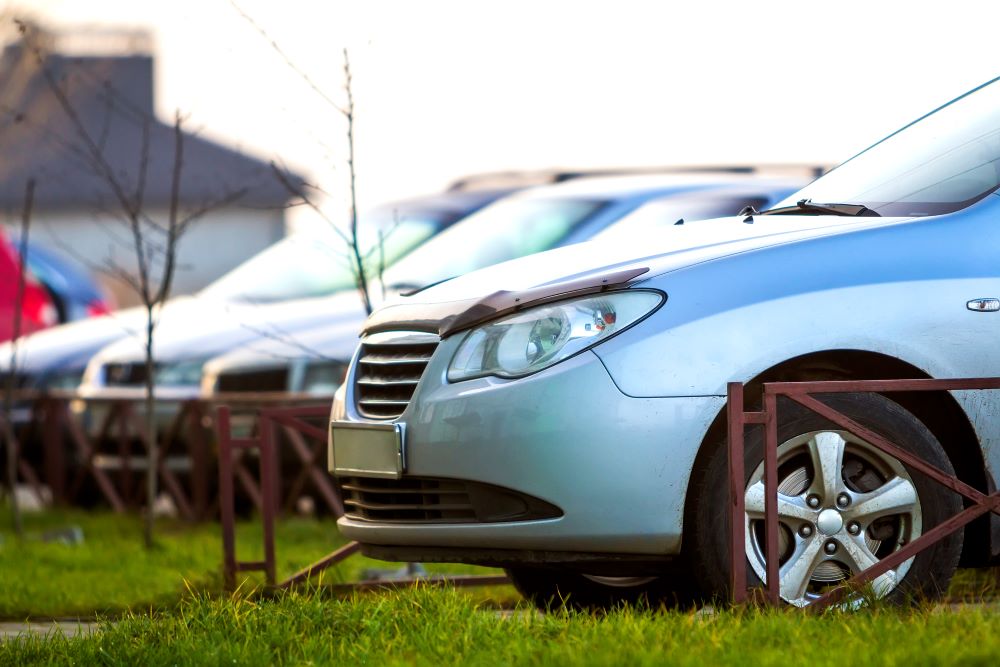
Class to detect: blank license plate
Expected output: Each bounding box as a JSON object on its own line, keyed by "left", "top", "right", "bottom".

{"left": 330, "top": 421, "right": 405, "bottom": 479}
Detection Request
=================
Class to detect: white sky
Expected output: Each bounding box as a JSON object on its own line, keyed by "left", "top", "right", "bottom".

{"left": 9, "top": 0, "right": 1000, "bottom": 231}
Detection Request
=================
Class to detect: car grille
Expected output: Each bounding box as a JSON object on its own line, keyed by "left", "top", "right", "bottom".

{"left": 341, "top": 476, "right": 477, "bottom": 523}
{"left": 0, "top": 372, "right": 26, "bottom": 389}
{"left": 353, "top": 332, "right": 439, "bottom": 420}
{"left": 339, "top": 476, "right": 562, "bottom": 524}
{"left": 217, "top": 368, "right": 288, "bottom": 393}
{"left": 104, "top": 362, "right": 148, "bottom": 386}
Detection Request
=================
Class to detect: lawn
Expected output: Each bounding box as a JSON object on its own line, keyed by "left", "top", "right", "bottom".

{"left": 0, "top": 508, "right": 505, "bottom": 619}
{"left": 2, "top": 509, "right": 999, "bottom": 666}
{"left": 4, "top": 587, "right": 1000, "bottom": 666}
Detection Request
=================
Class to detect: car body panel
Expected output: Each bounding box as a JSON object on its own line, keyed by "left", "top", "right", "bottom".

{"left": 335, "top": 340, "right": 724, "bottom": 553}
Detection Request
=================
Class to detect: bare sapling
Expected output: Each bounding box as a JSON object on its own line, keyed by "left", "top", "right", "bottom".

{"left": 17, "top": 21, "right": 244, "bottom": 547}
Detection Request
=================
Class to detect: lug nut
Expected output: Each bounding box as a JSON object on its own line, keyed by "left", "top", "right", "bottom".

{"left": 836, "top": 493, "right": 851, "bottom": 508}
{"left": 799, "top": 524, "right": 814, "bottom": 538}
{"left": 847, "top": 521, "right": 861, "bottom": 536}
{"left": 806, "top": 494, "right": 822, "bottom": 509}
{"left": 824, "top": 540, "right": 838, "bottom": 555}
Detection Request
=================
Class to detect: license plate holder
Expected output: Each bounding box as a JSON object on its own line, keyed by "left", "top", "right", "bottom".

{"left": 330, "top": 421, "right": 405, "bottom": 479}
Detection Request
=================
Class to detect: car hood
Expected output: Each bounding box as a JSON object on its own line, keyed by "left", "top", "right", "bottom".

{"left": 203, "top": 318, "right": 365, "bottom": 376}
{"left": 0, "top": 301, "right": 162, "bottom": 382}
{"left": 86, "top": 290, "right": 368, "bottom": 369}
{"left": 364, "top": 213, "right": 913, "bottom": 335}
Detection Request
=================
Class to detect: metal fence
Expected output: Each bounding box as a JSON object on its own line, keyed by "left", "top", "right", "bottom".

{"left": 215, "top": 403, "right": 508, "bottom": 591}
{"left": 727, "top": 378, "right": 1000, "bottom": 609}
{"left": 3, "top": 390, "right": 333, "bottom": 521}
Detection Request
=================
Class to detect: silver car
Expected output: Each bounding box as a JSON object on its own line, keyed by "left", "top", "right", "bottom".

{"left": 328, "top": 76, "right": 1000, "bottom": 609}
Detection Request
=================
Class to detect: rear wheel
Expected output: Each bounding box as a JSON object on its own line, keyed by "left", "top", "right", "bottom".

{"left": 687, "top": 393, "right": 963, "bottom": 606}
{"left": 505, "top": 567, "right": 700, "bottom": 612}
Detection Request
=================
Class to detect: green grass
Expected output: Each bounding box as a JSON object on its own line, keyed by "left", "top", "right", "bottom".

{"left": 3, "top": 587, "right": 1000, "bottom": 666}
{"left": 0, "top": 508, "right": 503, "bottom": 619}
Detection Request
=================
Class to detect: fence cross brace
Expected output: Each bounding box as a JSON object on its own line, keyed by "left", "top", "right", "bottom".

{"left": 728, "top": 377, "right": 1000, "bottom": 609}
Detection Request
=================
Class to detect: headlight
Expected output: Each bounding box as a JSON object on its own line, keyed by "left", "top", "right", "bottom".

{"left": 155, "top": 360, "right": 206, "bottom": 386}
{"left": 447, "top": 290, "right": 663, "bottom": 381}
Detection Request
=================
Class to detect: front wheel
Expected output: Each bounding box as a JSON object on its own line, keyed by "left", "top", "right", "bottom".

{"left": 687, "top": 392, "right": 963, "bottom": 607}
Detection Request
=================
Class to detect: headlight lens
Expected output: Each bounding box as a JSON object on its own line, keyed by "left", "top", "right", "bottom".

{"left": 447, "top": 290, "right": 663, "bottom": 381}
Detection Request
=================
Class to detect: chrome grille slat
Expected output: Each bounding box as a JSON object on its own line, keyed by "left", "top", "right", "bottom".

{"left": 354, "top": 333, "right": 439, "bottom": 420}
{"left": 356, "top": 377, "right": 420, "bottom": 387}
{"left": 339, "top": 475, "right": 477, "bottom": 523}
{"left": 344, "top": 500, "right": 473, "bottom": 511}
{"left": 358, "top": 355, "right": 433, "bottom": 365}
{"left": 340, "top": 483, "right": 467, "bottom": 496}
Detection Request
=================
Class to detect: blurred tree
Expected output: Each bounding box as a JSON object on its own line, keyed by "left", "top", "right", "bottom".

{"left": 15, "top": 20, "right": 245, "bottom": 548}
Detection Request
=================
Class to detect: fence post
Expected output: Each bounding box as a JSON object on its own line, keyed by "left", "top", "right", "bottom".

{"left": 727, "top": 382, "right": 747, "bottom": 604}
{"left": 217, "top": 406, "right": 237, "bottom": 590}
{"left": 260, "top": 412, "right": 278, "bottom": 586}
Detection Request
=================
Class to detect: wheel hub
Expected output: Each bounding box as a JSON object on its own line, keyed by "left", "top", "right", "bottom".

{"left": 743, "top": 429, "right": 923, "bottom": 606}
{"left": 816, "top": 508, "right": 844, "bottom": 536}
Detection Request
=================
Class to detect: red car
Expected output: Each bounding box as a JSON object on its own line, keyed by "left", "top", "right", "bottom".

{"left": 0, "top": 228, "right": 57, "bottom": 343}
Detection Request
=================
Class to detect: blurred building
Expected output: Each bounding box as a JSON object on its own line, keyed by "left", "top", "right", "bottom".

{"left": 0, "top": 24, "right": 304, "bottom": 306}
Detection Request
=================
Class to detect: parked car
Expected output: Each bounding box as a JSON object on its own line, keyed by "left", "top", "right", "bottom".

{"left": 0, "top": 227, "right": 57, "bottom": 344}
{"left": 328, "top": 76, "right": 1000, "bottom": 610}
{"left": 88, "top": 174, "right": 802, "bottom": 401}
{"left": 0, "top": 188, "right": 514, "bottom": 391}
{"left": 200, "top": 180, "right": 802, "bottom": 396}
{"left": 8, "top": 238, "right": 112, "bottom": 323}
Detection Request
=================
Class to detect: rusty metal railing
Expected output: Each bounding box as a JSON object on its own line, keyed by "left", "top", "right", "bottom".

{"left": 4, "top": 390, "right": 335, "bottom": 519}
{"left": 216, "top": 403, "right": 510, "bottom": 591}
{"left": 728, "top": 378, "right": 1000, "bottom": 609}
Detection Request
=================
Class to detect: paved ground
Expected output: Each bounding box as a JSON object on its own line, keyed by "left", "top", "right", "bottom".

{"left": 0, "top": 620, "right": 101, "bottom": 641}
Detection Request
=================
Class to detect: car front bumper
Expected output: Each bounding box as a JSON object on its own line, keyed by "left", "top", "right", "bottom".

{"left": 334, "top": 342, "right": 724, "bottom": 556}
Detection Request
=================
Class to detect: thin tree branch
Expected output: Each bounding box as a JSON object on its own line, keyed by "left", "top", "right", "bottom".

{"left": 342, "top": 49, "right": 372, "bottom": 315}
{"left": 269, "top": 161, "right": 353, "bottom": 246}
{"left": 228, "top": 0, "right": 349, "bottom": 117}
{"left": 151, "top": 111, "right": 185, "bottom": 306}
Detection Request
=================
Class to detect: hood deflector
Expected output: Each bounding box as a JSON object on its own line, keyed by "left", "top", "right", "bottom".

{"left": 362, "top": 266, "right": 650, "bottom": 338}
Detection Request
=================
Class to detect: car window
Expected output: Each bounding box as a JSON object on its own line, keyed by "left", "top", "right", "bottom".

{"left": 778, "top": 79, "right": 1000, "bottom": 216}
{"left": 201, "top": 217, "right": 439, "bottom": 302}
{"left": 382, "top": 197, "right": 606, "bottom": 289}
{"left": 592, "top": 196, "right": 767, "bottom": 242}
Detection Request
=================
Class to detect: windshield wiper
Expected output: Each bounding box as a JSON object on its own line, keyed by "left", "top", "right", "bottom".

{"left": 760, "top": 199, "right": 880, "bottom": 217}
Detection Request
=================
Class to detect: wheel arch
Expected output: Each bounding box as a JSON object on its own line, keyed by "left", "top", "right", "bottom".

{"left": 686, "top": 348, "right": 994, "bottom": 567}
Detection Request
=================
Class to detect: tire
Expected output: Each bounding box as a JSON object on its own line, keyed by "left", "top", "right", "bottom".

{"left": 505, "top": 566, "right": 701, "bottom": 612}
{"left": 687, "top": 392, "right": 963, "bottom": 606}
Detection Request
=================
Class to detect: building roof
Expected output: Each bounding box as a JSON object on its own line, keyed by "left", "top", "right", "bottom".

{"left": 0, "top": 35, "right": 305, "bottom": 213}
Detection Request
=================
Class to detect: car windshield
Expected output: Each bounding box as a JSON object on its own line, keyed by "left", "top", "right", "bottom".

{"left": 382, "top": 197, "right": 605, "bottom": 289}
{"left": 201, "top": 217, "right": 438, "bottom": 302}
{"left": 591, "top": 194, "right": 768, "bottom": 242}
{"left": 775, "top": 78, "right": 1000, "bottom": 217}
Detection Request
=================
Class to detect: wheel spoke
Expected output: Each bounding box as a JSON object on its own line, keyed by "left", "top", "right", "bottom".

{"left": 778, "top": 535, "right": 824, "bottom": 601}
{"left": 844, "top": 476, "right": 917, "bottom": 523}
{"left": 744, "top": 481, "right": 814, "bottom": 522}
{"left": 808, "top": 432, "right": 846, "bottom": 501}
{"left": 837, "top": 533, "right": 879, "bottom": 572}
{"left": 836, "top": 533, "right": 897, "bottom": 597}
